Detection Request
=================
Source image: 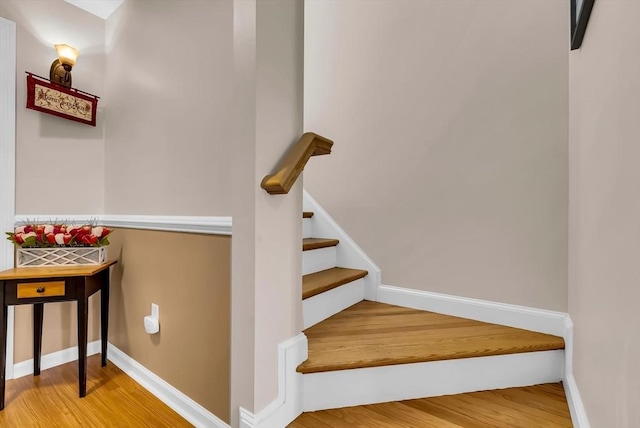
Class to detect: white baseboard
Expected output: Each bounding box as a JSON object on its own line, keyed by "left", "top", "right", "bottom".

{"left": 240, "top": 333, "right": 308, "bottom": 428}
{"left": 303, "top": 278, "right": 364, "bottom": 328}
{"left": 303, "top": 190, "right": 381, "bottom": 300}
{"left": 563, "top": 373, "right": 591, "bottom": 428}
{"left": 302, "top": 247, "right": 336, "bottom": 275}
{"left": 12, "top": 340, "right": 102, "bottom": 379}
{"left": 303, "top": 350, "right": 564, "bottom": 412}
{"left": 377, "top": 284, "right": 569, "bottom": 338}
{"left": 107, "top": 343, "right": 229, "bottom": 428}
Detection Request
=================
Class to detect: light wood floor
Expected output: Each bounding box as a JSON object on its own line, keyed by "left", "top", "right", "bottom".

{"left": 290, "top": 383, "right": 573, "bottom": 427}
{"left": 0, "top": 355, "right": 193, "bottom": 427}
{"left": 298, "top": 301, "right": 565, "bottom": 373}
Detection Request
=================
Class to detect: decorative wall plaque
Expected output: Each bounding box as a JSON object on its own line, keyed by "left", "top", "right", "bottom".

{"left": 26, "top": 73, "right": 98, "bottom": 126}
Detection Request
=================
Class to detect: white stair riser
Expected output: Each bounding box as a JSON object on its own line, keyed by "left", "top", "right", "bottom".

{"left": 303, "top": 218, "right": 313, "bottom": 239}
{"left": 302, "top": 247, "right": 336, "bottom": 275}
{"left": 303, "top": 278, "right": 365, "bottom": 329}
{"left": 303, "top": 350, "right": 565, "bottom": 411}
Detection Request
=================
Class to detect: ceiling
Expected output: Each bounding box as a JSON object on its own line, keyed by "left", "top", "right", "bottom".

{"left": 64, "top": 0, "right": 125, "bottom": 20}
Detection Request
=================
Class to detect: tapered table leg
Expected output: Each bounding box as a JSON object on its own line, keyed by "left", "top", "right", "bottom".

{"left": 33, "top": 303, "right": 43, "bottom": 376}
{"left": 100, "top": 270, "right": 109, "bottom": 367}
{"left": 77, "top": 285, "right": 88, "bottom": 398}
{"left": 0, "top": 283, "right": 6, "bottom": 410}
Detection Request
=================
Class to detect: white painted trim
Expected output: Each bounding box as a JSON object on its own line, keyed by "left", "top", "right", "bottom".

{"left": 14, "top": 214, "right": 233, "bottom": 236}
{"left": 303, "top": 350, "right": 564, "bottom": 411}
{"left": 240, "top": 334, "right": 308, "bottom": 428}
{"left": 303, "top": 278, "right": 364, "bottom": 328}
{"left": 377, "top": 284, "right": 569, "bottom": 338}
{"left": 13, "top": 340, "right": 102, "bottom": 379}
{"left": 108, "top": 343, "right": 229, "bottom": 428}
{"left": 563, "top": 373, "right": 591, "bottom": 428}
{"left": 561, "top": 316, "right": 590, "bottom": 427}
{"left": 100, "top": 214, "right": 232, "bottom": 235}
{"left": 302, "top": 246, "right": 336, "bottom": 275}
{"left": 0, "top": 16, "right": 16, "bottom": 382}
{"left": 303, "top": 190, "right": 381, "bottom": 300}
{"left": 14, "top": 215, "right": 99, "bottom": 225}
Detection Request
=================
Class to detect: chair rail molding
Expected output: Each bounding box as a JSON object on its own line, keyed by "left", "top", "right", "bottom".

{"left": 14, "top": 214, "right": 232, "bottom": 236}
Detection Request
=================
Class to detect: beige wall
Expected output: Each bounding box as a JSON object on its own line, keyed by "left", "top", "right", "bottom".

{"left": 0, "top": 0, "right": 105, "bottom": 214}
{"left": 109, "top": 229, "right": 231, "bottom": 422}
{"left": 568, "top": 1, "right": 640, "bottom": 427}
{"left": 104, "top": 0, "right": 234, "bottom": 216}
{"left": 304, "top": 0, "right": 569, "bottom": 311}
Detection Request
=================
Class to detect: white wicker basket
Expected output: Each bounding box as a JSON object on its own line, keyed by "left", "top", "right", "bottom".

{"left": 17, "top": 247, "right": 107, "bottom": 267}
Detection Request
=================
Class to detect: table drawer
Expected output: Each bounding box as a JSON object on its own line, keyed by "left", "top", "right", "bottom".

{"left": 17, "top": 281, "right": 66, "bottom": 299}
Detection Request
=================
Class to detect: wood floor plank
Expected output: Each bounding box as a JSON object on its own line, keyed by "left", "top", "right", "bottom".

{"left": 303, "top": 238, "right": 339, "bottom": 251}
{"left": 302, "top": 267, "right": 368, "bottom": 299}
{"left": 290, "top": 383, "right": 572, "bottom": 428}
{"left": 0, "top": 355, "right": 194, "bottom": 427}
{"left": 298, "top": 301, "right": 565, "bottom": 373}
{"left": 362, "top": 402, "right": 464, "bottom": 428}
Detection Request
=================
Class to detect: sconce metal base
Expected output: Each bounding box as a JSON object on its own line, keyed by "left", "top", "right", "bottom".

{"left": 49, "top": 59, "right": 72, "bottom": 88}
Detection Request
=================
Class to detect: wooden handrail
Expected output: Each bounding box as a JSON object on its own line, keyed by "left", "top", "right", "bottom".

{"left": 261, "top": 132, "right": 333, "bottom": 195}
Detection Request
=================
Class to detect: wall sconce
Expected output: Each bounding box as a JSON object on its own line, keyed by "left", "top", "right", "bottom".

{"left": 49, "top": 44, "right": 78, "bottom": 88}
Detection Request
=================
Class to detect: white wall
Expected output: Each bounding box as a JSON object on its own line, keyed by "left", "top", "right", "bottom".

{"left": 569, "top": 0, "right": 640, "bottom": 426}
{"left": 304, "top": 0, "right": 569, "bottom": 311}
{"left": 0, "top": 0, "right": 105, "bottom": 214}
{"left": 104, "top": 0, "right": 234, "bottom": 215}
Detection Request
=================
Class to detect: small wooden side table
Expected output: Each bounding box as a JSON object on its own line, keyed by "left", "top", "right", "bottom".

{"left": 0, "top": 261, "right": 117, "bottom": 410}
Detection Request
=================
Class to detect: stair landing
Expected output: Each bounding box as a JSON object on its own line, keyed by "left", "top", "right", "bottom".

{"left": 297, "top": 301, "right": 565, "bottom": 374}
{"left": 289, "top": 382, "right": 573, "bottom": 427}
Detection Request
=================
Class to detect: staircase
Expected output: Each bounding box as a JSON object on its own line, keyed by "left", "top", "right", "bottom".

{"left": 293, "top": 207, "right": 570, "bottom": 426}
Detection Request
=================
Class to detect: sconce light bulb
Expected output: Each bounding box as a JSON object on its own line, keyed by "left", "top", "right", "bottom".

{"left": 54, "top": 44, "right": 78, "bottom": 67}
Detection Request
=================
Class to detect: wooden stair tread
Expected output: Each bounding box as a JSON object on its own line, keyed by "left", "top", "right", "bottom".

{"left": 303, "top": 211, "right": 314, "bottom": 218}
{"left": 303, "top": 238, "right": 339, "bottom": 251}
{"left": 288, "top": 383, "right": 573, "bottom": 427}
{"left": 303, "top": 267, "right": 368, "bottom": 299}
{"left": 297, "top": 301, "right": 565, "bottom": 374}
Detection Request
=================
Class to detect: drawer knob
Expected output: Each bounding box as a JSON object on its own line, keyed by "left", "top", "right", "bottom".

{"left": 36, "top": 287, "right": 45, "bottom": 293}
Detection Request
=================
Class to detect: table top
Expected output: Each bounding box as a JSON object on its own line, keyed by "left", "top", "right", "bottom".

{"left": 0, "top": 261, "right": 117, "bottom": 280}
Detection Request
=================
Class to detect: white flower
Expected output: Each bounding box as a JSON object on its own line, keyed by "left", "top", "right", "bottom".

{"left": 14, "top": 226, "right": 25, "bottom": 234}
{"left": 22, "top": 232, "right": 36, "bottom": 239}
{"left": 54, "top": 233, "right": 65, "bottom": 245}
{"left": 43, "top": 224, "right": 54, "bottom": 234}
{"left": 92, "top": 226, "right": 104, "bottom": 238}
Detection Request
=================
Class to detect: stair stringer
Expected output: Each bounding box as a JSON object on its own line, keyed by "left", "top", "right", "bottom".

{"left": 303, "top": 189, "right": 381, "bottom": 300}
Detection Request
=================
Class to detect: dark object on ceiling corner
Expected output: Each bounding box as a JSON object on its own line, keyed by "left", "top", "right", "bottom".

{"left": 571, "top": 0, "right": 596, "bottom": 50}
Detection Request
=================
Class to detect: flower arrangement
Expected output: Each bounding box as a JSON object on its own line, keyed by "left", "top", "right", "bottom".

{"left": 6, "top": 223, "right": 111, "bottom": 248}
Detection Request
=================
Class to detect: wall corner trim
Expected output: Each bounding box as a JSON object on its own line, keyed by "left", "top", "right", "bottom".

{"left": 14, "top": 214, "right": 233, "bottom": 236}
{"left": 107, "top": 343, "right": 229, "bottom": 428}
{"left": 239, "top": 333, "right": 308, "bottom": 428}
